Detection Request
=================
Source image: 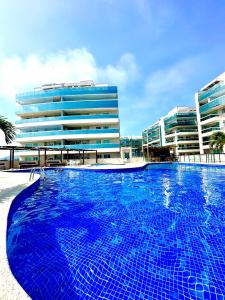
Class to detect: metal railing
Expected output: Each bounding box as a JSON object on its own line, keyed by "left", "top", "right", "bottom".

{"left": 29, "top": 167, "right": 45, "bottom": 181}
{"left": 178, "top": 153, "right": 225, "bottom": 164}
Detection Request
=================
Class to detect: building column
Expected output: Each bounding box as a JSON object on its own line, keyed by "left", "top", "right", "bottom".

{"left": 44, "top": 149, "right": 47, "bottom": 166}
{"left": 9, "top": 149, "right": 12, "bottom": 169}
{"left": 195, "top": 92, "right": 204, "bottom": 154}
{"left": 38, "top": 149, "right": 40, "bottom": 166}
{"left": 12, "top": 147, "right": 15, "bottom": 169}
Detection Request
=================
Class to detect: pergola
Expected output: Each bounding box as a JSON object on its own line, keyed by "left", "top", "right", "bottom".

{"left": 0, "top": 146, "right": 98, "bottom": 168}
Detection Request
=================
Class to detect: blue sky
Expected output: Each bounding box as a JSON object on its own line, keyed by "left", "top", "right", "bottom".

{"left": 1, "top": 0, "right": 225, "bottom": 136}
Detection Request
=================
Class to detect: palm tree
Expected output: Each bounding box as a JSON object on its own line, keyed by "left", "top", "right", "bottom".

{"left": 0, "top": 115, "right": 16, "bottom": 144}
{"left": 210, "top": 131, "right": 225, "bottom": 152}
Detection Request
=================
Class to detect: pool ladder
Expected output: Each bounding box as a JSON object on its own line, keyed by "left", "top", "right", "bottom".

{"left": 29, "top": 167, "right": 45, "bottom": 181}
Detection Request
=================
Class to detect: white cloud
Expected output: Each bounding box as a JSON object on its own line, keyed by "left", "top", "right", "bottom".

{"left": 145, "top": 58, "right": 194, "bottom": 96}
{"left": 134, "top": 57, "right": 198, "bottom": 111}
{"left": 0, "top": 48, "right": 139, "bottom": 103}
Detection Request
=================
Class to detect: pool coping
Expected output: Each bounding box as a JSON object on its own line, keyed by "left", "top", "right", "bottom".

{"left": 0, "top": 171, "right": 40, "bottom": 300}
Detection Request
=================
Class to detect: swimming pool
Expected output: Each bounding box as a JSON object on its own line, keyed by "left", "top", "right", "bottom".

{"left": 7, "top": 163, "right": 225, "bottom": 299}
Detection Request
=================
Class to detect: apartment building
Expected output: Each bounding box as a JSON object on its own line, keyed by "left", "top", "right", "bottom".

{"left": 195, "top": 72, "right": 225, "bottom": 154}
{"left": 142, "top": 107, "right": 200, "bottom": 156}
{"left": 15, "top": 81, "right": 120, "bottom": 162}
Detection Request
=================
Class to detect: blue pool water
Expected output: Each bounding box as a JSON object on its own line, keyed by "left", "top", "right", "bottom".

{"left": 7, "top": 163, "right": 225, "bottom": 300}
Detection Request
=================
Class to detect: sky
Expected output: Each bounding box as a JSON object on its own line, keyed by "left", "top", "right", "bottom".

{"left": 1, "top": 0, "right": 225, "bottom": 137}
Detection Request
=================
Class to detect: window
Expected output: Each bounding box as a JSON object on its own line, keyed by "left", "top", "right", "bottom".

{"left": 103, "top": 140, "right": 110, "bottom": 144}
{"left": 103, "top": 126, "right": 109, "bottom": 129}
{"left": 103, "top": 154, "right": 111, "bottom": 159}
{"left": 96, "top": 140, "right": 102, "bottom": 144}
{"left": 96, "top": 126, "right": 101, "bottom": 129}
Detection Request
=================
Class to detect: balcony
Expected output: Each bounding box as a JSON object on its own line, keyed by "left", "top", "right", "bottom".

{"left": 16, "top": 86, "right": 117, "bottom": 102}
{"left": 200, "top": 95, "right": 225, "bottom": 113}
{"left": 147, "top": 132, "right": 160, "bottom": 139}
{"left": 45, "top": 143, "right": 120, "bottom": 150}
{"left": 15, "top": 114, "right": 119, "bottom": 125}
{"left": 165, "top": 121, "right": 196, "bottom": 130}
{"left": 176, "top": 129, "right": 198, "bottom": 133}
{"left": 202, "top": 126, "right": 220, "bottom": 134}
{"left": 16, "top": 128, "right": 119, "bottom": 139}
{"left": 198, "top": 82, "right": 225, "bottom": 102}
{"left": 16, "top": 100, "right": 118, "bottom": 115}
{"left": 200, "top": 113, "right": 219, "bottom": 122}
{"left": 177, "top": 146, "right": 199, "bottom": 150}
{"left": 164, "top": 113, "right": 196, "bottom": 124}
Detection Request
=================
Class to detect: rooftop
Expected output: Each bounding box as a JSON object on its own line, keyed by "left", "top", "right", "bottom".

{"left": 34, "top": 80, "right": 109, "bottom": 92}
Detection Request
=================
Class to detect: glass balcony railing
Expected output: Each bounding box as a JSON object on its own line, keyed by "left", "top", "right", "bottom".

{"left": 202, "top": 127, "right": 220, "bottom": 133}
{"left": 200, "top": 113, "right": 219, "bottom": 122}
{"left": 164, "top": 113, "right": 196, "bottom": 123}
{"left": 198, "top": 82, "right": 225, "bottom": 101}
{"left": 148, "top": 132, "right": 160, "bottom": 139}
{"left": 200, "top": 95, "right": 225, "bottom": 113}
{"left": 177, "top": 146, "right": 199, "bottom": 150}
{"left": 177, "top": 137, "right": 199, "bottom": 141}
{"left": 165, "top": 139, "right": 175, "bottom": 143}
{"left": 43, "top": 143, "right": 120, "bottom": 150}
{"left": 165, "top": 122, "right": 196, "bottom": 129}
{"left": 16, "top": 100, "right": 118, "bottom": 115}
{"left": 16, "top": 86, "right": 117, "bottom": 101}
{"left": 148, "top": 125, "right": 159, "bottom": 131}
{"left": 16, "top": 128, "right": 119, "bottom": 139}
{"left": 147, "top": 128, "right": 159, "bottom": 134}
{"left": 176, "top": 129, "right": 198, "bottom": 133}
{"left": 15, "top": 114, "right": 119, "bottom": 124}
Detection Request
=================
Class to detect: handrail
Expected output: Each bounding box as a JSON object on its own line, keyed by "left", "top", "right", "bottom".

{"left": 29, "top": 167, "right": 45, "bottom": 181}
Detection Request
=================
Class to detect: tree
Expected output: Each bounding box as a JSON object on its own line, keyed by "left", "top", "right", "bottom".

{"left": 0, "top": 115, "right": 16, "bottom": 144}
{"left": 210, "top": 131, "right": 225, "bottom": 153}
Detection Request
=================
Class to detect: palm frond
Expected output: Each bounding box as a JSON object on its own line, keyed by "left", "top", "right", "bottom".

{"left": 0, "top": 116, "right": 16, "bottom": 144}
{"left": 209, "top": 131, "right": 225, "bottom": 152}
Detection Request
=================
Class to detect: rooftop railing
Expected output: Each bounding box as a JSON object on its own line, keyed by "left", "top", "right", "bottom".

{"left": 16, "top": 86, "right": 117, "bottom": 100}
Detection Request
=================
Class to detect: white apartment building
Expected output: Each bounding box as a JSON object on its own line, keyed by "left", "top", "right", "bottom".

{"left": 15, "top": 81, "right": 121, "bottom": 162}
{"left": 195, "top": 72, "right": 225, "bottom": 154}
{"left": 143, "top": 107, "right": 200, "bottom": 156}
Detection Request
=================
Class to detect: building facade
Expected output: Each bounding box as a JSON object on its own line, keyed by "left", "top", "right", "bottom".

{"left": 120, "top": 136, "right": 142, "bottom": 157}
{"left": 142, "top": 107, "right": 200, "bottom": 156}
{"left": 195, "top": 72, "right": 225, "bottom": 154}
{"left": 15, "top": 81, "right": 120, "bottom": 162}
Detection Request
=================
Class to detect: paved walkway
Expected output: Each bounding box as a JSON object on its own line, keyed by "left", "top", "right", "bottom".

{"left": 0, "top": 171, "right": 39, "bottom": 300}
